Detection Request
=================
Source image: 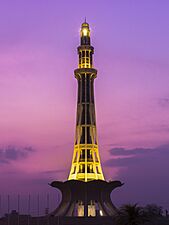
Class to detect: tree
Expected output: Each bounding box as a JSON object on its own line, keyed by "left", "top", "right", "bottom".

{"left": 142, "top": 204, "right": 163, "bottom": 218}
{"left": 115, "top": 203, "right": 144, "bottom": 225}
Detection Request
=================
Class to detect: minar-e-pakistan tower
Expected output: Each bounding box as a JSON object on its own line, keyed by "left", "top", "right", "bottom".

{"left": 50, "top": 21, "right": 123, "bottom": 218}
{"left": 68, "top": 21, "right": 104, "bottom": 182}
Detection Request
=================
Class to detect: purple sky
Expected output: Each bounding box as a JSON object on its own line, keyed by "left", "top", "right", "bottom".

{"left": 0, "top": 0, "right": 169, "bottom": 212}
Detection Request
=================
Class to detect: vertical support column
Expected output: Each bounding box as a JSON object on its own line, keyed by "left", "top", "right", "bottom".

{"left": 84, "top": 186, "right": 88, "bottom": 217}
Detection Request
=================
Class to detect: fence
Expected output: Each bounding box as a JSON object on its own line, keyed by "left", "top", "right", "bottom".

{"left": 0, "top": 193, "right": 61, "bottom": 218}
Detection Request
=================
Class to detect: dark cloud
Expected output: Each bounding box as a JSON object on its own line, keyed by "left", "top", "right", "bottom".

{"left": 105, "top": 156, "right": 144, "bottom": 167}
{"left": 159, "top": 98, "right": 169, "bottom": 108}
{"left": 0, "top": 159, "right": 9, "bottom": 164}
{"left": 0, "top": 145, "right": 35, "bottom": 164}
{"left": 105, "top": 144, "right": 169, "bottom": 167}
{"left": 109, "top": 147, "right": 153, "bottom": 156}
{"left": 104, "top": 143, "right": 169, "bottom": 210}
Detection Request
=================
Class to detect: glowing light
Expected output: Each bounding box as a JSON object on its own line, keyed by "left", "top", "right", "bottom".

{"left": 100, "top": 210, "right": 103, "bottom": 216}
{"left": 82, "top": 28, "right": 88, "bottom": 36}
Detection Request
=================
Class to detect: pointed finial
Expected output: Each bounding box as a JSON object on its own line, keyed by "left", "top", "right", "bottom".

{"left": 85, "top": 17, "right": 86, "bottom": 23}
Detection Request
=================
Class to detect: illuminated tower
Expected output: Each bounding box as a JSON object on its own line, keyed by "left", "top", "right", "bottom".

{"left": 50, "top": 21, "right": 123, "bottom": 219}
{"left": 68, "top": 21, "right": 104, "bottom": 182}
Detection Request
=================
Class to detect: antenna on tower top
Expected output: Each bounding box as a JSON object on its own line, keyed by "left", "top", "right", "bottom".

{"left": 84, "top": 17, "right": 87, "bottom": 23}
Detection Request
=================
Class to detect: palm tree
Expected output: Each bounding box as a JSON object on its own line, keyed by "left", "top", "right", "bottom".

{"left": 115, "top": 203, "right": 144, "bottom": 225}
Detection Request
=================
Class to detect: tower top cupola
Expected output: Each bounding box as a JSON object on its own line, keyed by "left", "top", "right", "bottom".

{"left": 77, "top": 20, "right": 94, "bottom": 68}
{"left": 80, "top": 20, "right": 90, "bottom": 45}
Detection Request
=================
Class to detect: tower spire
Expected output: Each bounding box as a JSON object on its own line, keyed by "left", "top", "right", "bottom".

{"left": 68, "top": 22, "right": 104, "bottom": 182}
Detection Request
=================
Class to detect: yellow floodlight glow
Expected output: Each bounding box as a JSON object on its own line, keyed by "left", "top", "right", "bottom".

{"left": 100, "top": 210, "right": 103, "bottom": 216}
{"left": 82, "top": 28, "right": 88, "bottom": 36}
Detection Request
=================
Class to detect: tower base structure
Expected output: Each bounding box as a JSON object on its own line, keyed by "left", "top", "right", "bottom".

{"left": 49, "top": 180, "right": 123, "bottom": 217}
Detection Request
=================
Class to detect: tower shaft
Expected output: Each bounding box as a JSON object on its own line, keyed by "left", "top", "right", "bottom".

{"left": 68, "top": 22, "right": 104, "bottom": 182}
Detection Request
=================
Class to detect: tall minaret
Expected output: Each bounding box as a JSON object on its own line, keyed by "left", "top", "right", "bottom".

{"left": 68, "top": 21, "right": 104, "bottom": 182}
